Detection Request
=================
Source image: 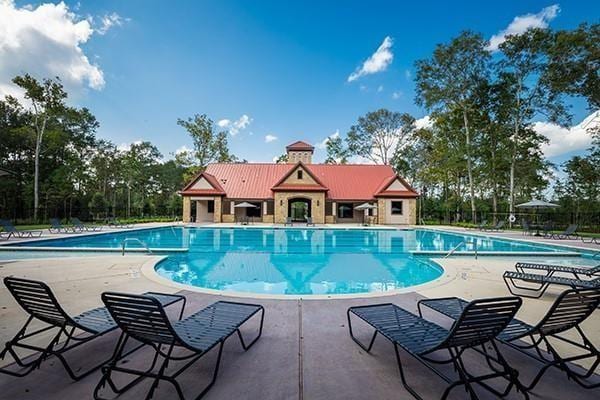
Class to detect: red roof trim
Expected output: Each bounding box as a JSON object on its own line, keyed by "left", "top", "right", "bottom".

{"left": 375, "top": 191, "right": 419, "bottom": 198}
{"left": 271, "top": 185, "right": 328, "bottom": 192}
{"left": 375, "top": 175, "right": 419, "bottom": 197}
{"left": 285, "top": 140, "right": 314, "bottom": 151}
{"left": 181, "top": 171, "right": 226, "bottom": 194}
{"left": 271, "top": 161, "right": 327, "bottom": 190}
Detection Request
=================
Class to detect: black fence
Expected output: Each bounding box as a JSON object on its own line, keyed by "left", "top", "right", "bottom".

{"left": 0, "top": 206, "right": 182, "bottom": 224}
{"left": 422, "top": 210, "right": 600, "bottom": 233}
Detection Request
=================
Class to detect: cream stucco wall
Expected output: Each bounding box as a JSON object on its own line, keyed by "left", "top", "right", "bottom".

{"left": 377, "top": 198, "right": 416, "bottom": 225}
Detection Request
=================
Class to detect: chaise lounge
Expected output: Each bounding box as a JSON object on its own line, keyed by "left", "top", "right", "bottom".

{"left": 347, "top": 297, "right": 527, "bottom": 400}
{"left": 94, "top": 293, "right": 265, "bottom": 400}
{"left": 0, "top": 219, "right": 43, "bottom": 239}
{"left": 417, "top": 288, "right": 600, "bottom": 390}
{"left": 71, "top": 217, "right": 102, "bottom": 232}
{"left": 503, "top": 270, "right": 600, "bottom": 298}
{"left": 0, "top": 277, "right": 185, "bottom": 380}
{"left": 551, "top": 224, "right": 579, "bottom": 240}
{"left": 49, "top": 218, "right": 79, "bottom": 234}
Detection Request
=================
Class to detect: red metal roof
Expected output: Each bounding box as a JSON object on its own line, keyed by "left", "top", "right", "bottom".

{"left": 286, "top": 140, "right": 314, "bottom": 151}
{"left": 188, "top": 162, "right": 418, "bottom": 200}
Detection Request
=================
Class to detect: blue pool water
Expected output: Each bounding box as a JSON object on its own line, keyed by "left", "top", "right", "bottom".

{"left": 5, "top": 226, "right": 577, "bottom": 295}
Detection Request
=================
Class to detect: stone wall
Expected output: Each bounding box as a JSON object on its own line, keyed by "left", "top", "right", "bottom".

{"left": 376, "top": 197, "right": 417, "bottom": 225}
{"left": 407, "top": 198, "right": 417, "bottom": 224}
{"left": 262, "top": 214, "right": 274, "bottom": 223}
{"left": 274, "top": 192, "right": 325, "bottom": 224}
{"left": 182, "top": 196, "right": 191, "bottom": 223}
{"left": 213, "top": 197, "right": 222, "bottom": 223}
{"left": 377, "top": 199, "right": 386, "bottom": 225}
{"left": 222, "top": 214, "right": 235, "bottom": 223}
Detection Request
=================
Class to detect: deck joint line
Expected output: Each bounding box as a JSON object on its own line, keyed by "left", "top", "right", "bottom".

{"left": 298, "top": 299, "right": 304, "bottom": 400}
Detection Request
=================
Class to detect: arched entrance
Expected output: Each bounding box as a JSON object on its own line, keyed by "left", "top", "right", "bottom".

{"left": 288, "top": 198, "right": 311, "bottom": 222}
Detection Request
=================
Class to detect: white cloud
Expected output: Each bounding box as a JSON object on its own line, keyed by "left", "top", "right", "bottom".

{"left": 377, "top": 85, "right": 384, "bottom": 93}
{"left": 264, "top": 134, "right": 278, "bottom": 143}
{"left": 95, "top": 12, "right": 128, "bottom": 35}
{"left": 175, "top": 145, "right": 191, "bottom": 155}
{"left": 0, "top": 0, "right": 111, "bottom": 98}
{"left": 347, "top": 36, "right": 394, "bottom": 82}
{"left": 359, "top": 85, "right": 368, "bottom": 92}
{"left": 415, "top": 115, "right": 433, "bottom": 129}
{"left": 217, "top": 114, "right": 252, "bottom": 136}
{"left": 537, "top": 111, "right": 599, "bottom": 158}
{"left": 404, "top": 70, "right": 411, "bottom": 80}
{"left": 392, "top": 91, "right": 402, "bottom": 99}
{"left": 316, "top": 130, "right": 340, "bottom": 149}
{"left": 487, "top": 5, "right": 560, "bottom": 51}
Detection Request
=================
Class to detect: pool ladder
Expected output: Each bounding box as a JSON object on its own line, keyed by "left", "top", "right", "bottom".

{"left": 444, "top": 240, "right": 478, "bottom": 259}
{"left": 121, "top": 238, "right": 152, "bottom": 256}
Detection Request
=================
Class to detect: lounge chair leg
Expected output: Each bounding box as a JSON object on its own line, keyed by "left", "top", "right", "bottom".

{"left": 236, "top": 307, "right": 265, "bottom": 350}
{"left": 347, "top": 311, "right": 378, "bottom": 352}
{"left": 393, "top": 343, "right": 425, "bottom": 400}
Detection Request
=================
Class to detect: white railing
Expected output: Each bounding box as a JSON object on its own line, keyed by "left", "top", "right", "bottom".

{"left": 444, "top": 239, "right": 478, "bottom": 259}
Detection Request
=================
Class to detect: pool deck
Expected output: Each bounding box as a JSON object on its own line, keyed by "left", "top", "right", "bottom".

{"left": 0, "top": 252, "right": 598, "bottom": 399}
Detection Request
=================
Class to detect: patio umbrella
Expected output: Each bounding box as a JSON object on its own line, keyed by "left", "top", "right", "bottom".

{"left": 516, "top": 199, "right": 559, "bottom": 229}
{"left": 354, "top": 203, "right": 377, "bottom": 225}
{"left": 233, "top": 202, "right": 258, "bottom": 208}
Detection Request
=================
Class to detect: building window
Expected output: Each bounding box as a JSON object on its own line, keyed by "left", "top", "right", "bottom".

{"left": 391, "top": 201, "right": 403, "bottom": 215}
{"left": 297, "top": 170, "right": 303, "bottom": 179}
{"left": 246, "top": 202, "right": 261, "bottom": 217}
{"left": 338, "top": 203, "right": 353, "bottom": 219}
{"left": 207, "top": 200, "right": 214, "bottom": 213}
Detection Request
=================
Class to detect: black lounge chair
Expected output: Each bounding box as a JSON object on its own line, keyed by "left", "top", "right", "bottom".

{"left": 475, "top": 220, "right": 488, "bottom": 230}
{"left": 284, "top": 217, "right": 293, "bottom": 226}
{"left": 106, "top": 217, "right": 133, "bottom": 228}
{"left": 49, "top": 218, "right": 78, "bottom": 233}
{"left": 306, "top": 217, "right": 315, "bottom": 226}
{"left": 521, "top": 220, "right": 532, "bottom": 236}
{"left": 0, "top": 219, "right": 43, "bottom": 239}
{"left": 581, "top": 236, "right": 600, "bottom": 244}
{"left": 483, "top": 220, "right": 505, "bottom": 231}
{"left": 71, "top": 217, "right": 102, "bottom": 232}
{"left": 417, "top": 288, "right": 600, "bottom": 390}
{"left": 515, "top": 262, "right": 600, "bottom": 279}
{"left": 503, "top": 270, "right": 600, "bottom": 298}
{"left": 0, "top": 277, "right": 185, "bottom": 380}
{"left": 94, "top": 293, "right": 264, "bottom": 400}
{"left": 551, "top": 224, "right": 579, "bottom": 240}
{"left": 347, "top": 297, "right": 527, "bottom": 400}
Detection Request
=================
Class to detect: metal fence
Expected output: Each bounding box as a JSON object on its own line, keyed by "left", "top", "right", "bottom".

{"left": 0, "top": 206, "right": 182, "bottom": 224}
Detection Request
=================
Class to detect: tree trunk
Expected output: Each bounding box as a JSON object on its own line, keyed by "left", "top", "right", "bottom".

{"left": 509, "top": 80, "right": 522, "bottom": 227}
{"left": 32, "top": 118, "right": 46, "bottom": 222}
{"left": 462, "top": 110, "right": 477, "bottom": 224}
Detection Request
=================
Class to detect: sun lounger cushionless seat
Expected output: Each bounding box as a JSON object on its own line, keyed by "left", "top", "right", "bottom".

{"left": 347, "top": 297, "right": 527, "bottom": 400}
{"left": 71, "top": 217, "right": 102, "bottom": 232}
{"left": 503, "top": 270, "right": 600, "bottom": 298}
{"left": 0, "top": 277, "right": 185, "bottom": 380}
{"left": 94, "top": 293, "right": 264, "bottom": 400}
{"left": 49, "top": 218, "right": 78, "bottom": 233}
{"left": 515, "top": 262, "right": 600, "bottom": 279}
{"left": 418, "top": 288, "right": 600, "bottom": 390}
{"left": 0, "top": 219, "right": 43, "bottom": 239}
{"left": 551, "top": 224, "right": 579, "bottom": 239}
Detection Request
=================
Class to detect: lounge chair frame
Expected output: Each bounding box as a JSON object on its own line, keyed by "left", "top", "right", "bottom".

{"left": 515, "top": 262, "right": 600, "bottom": 279}
{"left": 284, "top": 217, "right": 293, "bottom": 226}
{"left": 71, "top": 217, "right": 102, "bottom": 232}
{"left": 0, "top": 277, "right": 185, "bottom": 381}
{"left": 503, "top": 271, "right": 600, "bottom": 299}
{"left": 551, "top": 224, "right": 579, "bottom": 240}
{"left": 347, "top": 297, "right": 527, "bottom": 400}
{"left": 417, "top": 288, "right": 600, "bottom": 390}
{"left": 94, "top": 293, "right": 264, "bottom": 400}
{"left": 306, "top": 217, "right": 315, "bottom": 226}
{"left": 49, "top": 218, "right": 78, "bottom": 234}
{"left": 0, "top": 219, "right": 43, "bottom": 238}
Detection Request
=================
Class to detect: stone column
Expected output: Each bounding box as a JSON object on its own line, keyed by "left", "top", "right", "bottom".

{"left": 182, "top": 196, "right": 191, "bottom": 222}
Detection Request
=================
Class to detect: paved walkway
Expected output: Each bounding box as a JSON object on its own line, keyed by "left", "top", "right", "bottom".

{"left": 0, "top": 255, "right": 598, "bottom": 399}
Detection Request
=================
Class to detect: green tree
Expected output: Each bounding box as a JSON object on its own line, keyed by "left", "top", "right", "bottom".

{"left": 346, "top": 109, "right": 415, "bottom": 164}
{"left": 176, "top": 114, "right": 234, "bottom": 170}
{"left": 11, "top": 74, "right": 67, "bottom": 220}
{"left": 415, "top": 31, "right": 490, "bottom": 222}
{"left": 325, "top": 135, "right": 349, "bottom": 164}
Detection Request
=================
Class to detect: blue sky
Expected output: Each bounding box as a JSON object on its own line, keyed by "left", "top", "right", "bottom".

{"left": 2, "top": 0, "right": 599, "bottom": 164}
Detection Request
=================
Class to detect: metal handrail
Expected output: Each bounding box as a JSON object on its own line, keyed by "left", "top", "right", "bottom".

{"left": 444, "top": 239, "right": 478, "bottom": 259}
{"left": 444, "top": 241, "right": 464, "bottom": 258}
{"left": 121, "top": 238, "right": 152, "bottom": 256}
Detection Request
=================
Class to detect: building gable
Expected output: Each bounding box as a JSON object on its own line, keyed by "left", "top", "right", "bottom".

{"left": 271, "top": 162, "right": 328, "bottom": 192}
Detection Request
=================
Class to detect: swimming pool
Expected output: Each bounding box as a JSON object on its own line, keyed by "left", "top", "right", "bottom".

{"left": 3, "top": 226, "right": 584, "bottom": 295}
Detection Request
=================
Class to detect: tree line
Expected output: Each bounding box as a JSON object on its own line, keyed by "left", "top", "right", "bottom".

{"left": 0, "top": 77, "right": 235, "bottom": 222}
{"left": 326, "top": 24, "right": 599, "bottom": 228}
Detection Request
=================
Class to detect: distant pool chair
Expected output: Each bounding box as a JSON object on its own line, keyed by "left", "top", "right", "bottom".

{"left": 0, "top": 219, "right": 43, "bottom": 239}
{"left": 503, "top": 270, "right": 600, "bottom": 299}
{"left": 521, "top": 220, "right": 532, "bottom": 236}
{"left": 483, "top": 220, "right": 505, "bottom": 231}
{"left": 284, "top": 217, "right": 293, "bottom": 226}
{"left": 551, "top": 224, "right": 579, "bottom": 240}
{"left": 417, "top": 288, "right": 600, "bottom": 390}
{"left": 94, "top": 293, "right": 264, "bottom": 400}
{"left": 70, "top": 217, "right": 102, "bottom": 232}
{"left": 0, "top": 277, "right": 185, "bottom": 380}
{"left": 49, "top": 218, "right": 78, "bottom": 234}
{"left": 347, "top": 297, "right": 527, "bottom": 400}
{"left": 514, "top": 262, "right": 600, "bottom": 279}
{"left": 306, "top": 217, "right": 315, "bottom": 226}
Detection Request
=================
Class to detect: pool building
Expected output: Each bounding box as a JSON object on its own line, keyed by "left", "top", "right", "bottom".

{"left": 180, "top": 140, "right": 419, "bottom": 224}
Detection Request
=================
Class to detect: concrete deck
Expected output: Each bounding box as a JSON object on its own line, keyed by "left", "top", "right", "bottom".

{"left": 0, "top": 254, "right": 598, "bottom": 399}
